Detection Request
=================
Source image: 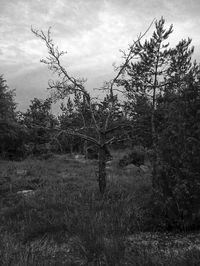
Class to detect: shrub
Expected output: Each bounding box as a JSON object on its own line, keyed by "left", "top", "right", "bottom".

{"left": 119, "top": 146, "right": 146, "bottom": 167}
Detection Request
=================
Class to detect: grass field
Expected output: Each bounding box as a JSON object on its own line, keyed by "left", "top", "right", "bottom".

{"left": 0, "top": 151, "right": 200, "bottom": 265}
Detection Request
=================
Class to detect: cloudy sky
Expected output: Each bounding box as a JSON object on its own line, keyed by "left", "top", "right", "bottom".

{"left": 1, "top": 0, "right": 200, "bottom": 113}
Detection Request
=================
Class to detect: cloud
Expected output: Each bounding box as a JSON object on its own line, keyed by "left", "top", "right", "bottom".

{"left": 0, "top": 0, "right": 200, "bottom": 112}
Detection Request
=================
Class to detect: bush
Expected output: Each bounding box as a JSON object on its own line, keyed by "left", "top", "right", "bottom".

{"left": 154, "top": 78, "right": 200, "bottom": 231}
{"left": 119, "top": 146, "right": 146, "bottom": 167}
{"left": 151, "top": 164, "right": 200, "bottom": 231}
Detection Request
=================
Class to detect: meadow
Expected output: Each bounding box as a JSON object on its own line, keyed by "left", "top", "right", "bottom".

{"left": 0, "top": 151, "right": 200, "bottom": 265}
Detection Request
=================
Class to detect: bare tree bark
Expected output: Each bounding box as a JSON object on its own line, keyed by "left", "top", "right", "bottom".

{"left": 98, "top": 130, "right": 109, "bottom": 193}
{"left": 98, "top": 144, "right": 107, "bottom": 194}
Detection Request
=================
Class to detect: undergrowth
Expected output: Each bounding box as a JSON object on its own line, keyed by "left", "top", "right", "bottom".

{"left": 0, "top": 154, "right": 200, "bottom": 265}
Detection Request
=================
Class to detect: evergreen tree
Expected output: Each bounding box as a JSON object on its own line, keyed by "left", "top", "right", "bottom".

{"left": 121, "top": 17, "right": 173, "bottom": 187}
{"left": 22, "top": 97, "right": 58, "bottom": 154}
{"left": 0, "top": 75, "right": 26, "bottom": 159}
{"left": 156, "top": 46, "right": 200, "bottom": 229}
{"left": 0, "top": 75, "right": 16, "bottom": 120}
{"left": 120, "top": 18, "right": 200, "bottom": 229}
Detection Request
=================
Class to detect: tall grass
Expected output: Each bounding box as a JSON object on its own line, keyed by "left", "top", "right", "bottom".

{"left": 0, "top": 153, "right": 200, "bottom": 265}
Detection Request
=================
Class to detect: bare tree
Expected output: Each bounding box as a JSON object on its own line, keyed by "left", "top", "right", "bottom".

{"left": 31, "top": 22, "right": 153, "bottom": 193}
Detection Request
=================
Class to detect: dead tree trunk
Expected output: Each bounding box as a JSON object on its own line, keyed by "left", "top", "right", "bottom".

{"left": 98, "top": 133, "right": 107, "bottom": 194}
{"left": 98, "top": 146, "right": 107, "bottom": 194}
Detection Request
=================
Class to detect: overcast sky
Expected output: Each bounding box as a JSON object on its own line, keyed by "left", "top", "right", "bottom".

{"left": 1, "top": 0, "right": 200, "bottom": 113}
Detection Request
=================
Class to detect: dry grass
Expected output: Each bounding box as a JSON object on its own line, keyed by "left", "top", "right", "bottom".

{"left": 0, "top": 151, "right": 200, "bottom": 265}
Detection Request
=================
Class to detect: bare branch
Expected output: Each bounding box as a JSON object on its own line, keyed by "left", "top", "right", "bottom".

{"left": 104, "top": 19, "right": 155, "bottom": 131}
{"left": 57, "top": 129, "right": 100, "bottom": 146}
{"left": 105, "top": 123, "right": 132, "bottom": 134}
{"left": 110, "top": 18, "right": 156, "bottom": 90}
{"left": 32, "top": 26, "right": 101, "bottom": 133}
{"left": 105, "top": 136, "right": 131, "bottom": 145}
{"left": 31, "top": 27, "right": 87, "bottom": 96}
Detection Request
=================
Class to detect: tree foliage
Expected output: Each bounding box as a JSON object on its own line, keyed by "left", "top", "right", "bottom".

{"left": 0, "top": 75, "right": 16, "bottom": 120}
{"left": 156, "top": 44, "right": 200, "bottom": 230}
{"left": 21, "top": 97, "right": 58, "bottom": 154}
{"left": 0, "top": 75, "right": 25, "bottom": 159}
{"left": 120, "top": 17, "right": 200, "bottom": 229}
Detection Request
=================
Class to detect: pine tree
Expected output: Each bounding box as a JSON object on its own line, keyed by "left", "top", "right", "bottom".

{"left": 0, "top": 75, "right": 16, "bottom": 121}
{"left": 156, "top": 44, "right": 200, "bottom": 229}
{"left": 0, "top": 75, "right": 23, "bottom": 159}
{"left": 121, "top": 17, "right": 173, "bottom": 187}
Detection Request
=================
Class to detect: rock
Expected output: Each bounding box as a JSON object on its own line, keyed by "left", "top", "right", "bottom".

{"left": 16, "top": 169, "right": 27, "bottom": 176}
{"left": 17, "top": 190, "right": 35, "bottom": 197}
{"left": 124, "top": 164, "right": 140, "bottom": 174}
{"left": 124, "top": 164, "right": 140, "bottom": 171}
{"left": 74, "top": 154, "right": 85, "bottom": 160}
{"left": 106, "top": 160, "right": 112, "bottom": 170}
{"left": 86, "top": 145, "right": 112, "bottom": 160}
{"left": 140, "top": 165, "right": 150, "bottom": 173}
